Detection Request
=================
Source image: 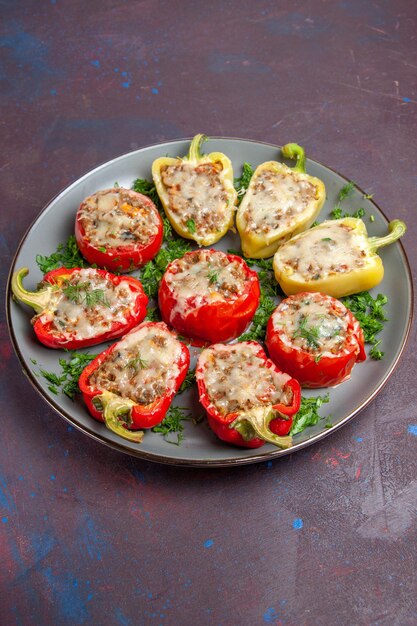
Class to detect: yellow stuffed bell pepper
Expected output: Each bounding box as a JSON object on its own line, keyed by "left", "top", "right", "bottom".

{"left": 236, "top": 143, "right": 326, "bottom": 259}
{"left": 152, "top": 134, "right": 237, "bottom": 246}
{"left": 273, "top": 217, "right": 406, "bottom": 298}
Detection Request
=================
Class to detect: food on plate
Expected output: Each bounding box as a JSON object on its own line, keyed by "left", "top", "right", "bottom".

{"left": 78, "top": 321, "right": 190, "bottom": 442}
{"left": 158, "top": 249, "right": 260, "bottom": 343}
{"left": 75, "top": 187, "right": 163, "bottom": 272}
{"left": 273, "top": 218, "right": 406, "bottom": 298}
{"left": 236, "top": 143, "right": 326, "bottom": 259}
{"left": 151, "top": 134, "right": 237, "bottom": 246}
{"left": 265, "top": 292, "right": 366, "bottom": 388}
{"left": 11, "top": 267, "right": 148, "bottom": 349}
{"left": 196, "top": 341, "right": 301, "bottom": 449}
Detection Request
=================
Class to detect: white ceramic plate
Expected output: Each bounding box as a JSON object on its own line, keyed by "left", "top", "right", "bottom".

{"left": 7, "top": 138, "right": 413, "bottom": 466}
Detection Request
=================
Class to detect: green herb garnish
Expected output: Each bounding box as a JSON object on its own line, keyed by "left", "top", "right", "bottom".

{"left": 62, "top": 282, "right": 110, "bottom": 308}
{"left": 342, "top": 291, "right": 387, "bottom": 359}
{"left": 132, "top": 177, "right": 162, "bottom": 209}
{"left": 238, "top": 292, "right": 276, "bottom": 342}
{"left": 151, "top": 406, "right": 192, "bottom": 445}
{"left": 36, "top": 235, "right": 87, "bottom": 273}
{"left": 290, "top": 394, "right": 330, "bottom": 436}
{"left": 208, "top": 269, "right": 219, "bottom": 285}
{"left": 139, "top": 238, "right": 192, "bottom": 299}
{"left": 127, "top": 355, "right": 148, "bottom": 371}
{"left": 186, "top": 218, "right": 196, "bottom": 234}
{"left": 331, "top": 182, "right": 366, "bottom": 220}
{"left": 178, "top": 368, "right": 196, "bottom": 394}
{"left": 38, "top": 352, "right": 97, "bottom": 399}
{"left": 293, "top": 314, "right": 321, "bottom": 349}
{"left": 234, "top": 162, "right": 254, "bottom": 204}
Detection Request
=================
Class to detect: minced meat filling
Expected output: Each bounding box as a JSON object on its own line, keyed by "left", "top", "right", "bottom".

{"left": 78, "top": 188, "right": 159, "bottom": 249}
{"left": 89, "top": 328, "right": 181, "bottom": 405}
{"left": 243, "top": 169, "right": 317, "bottom": 234}
{"left": 161, "top": 162, "right": 229, "bottom": 237}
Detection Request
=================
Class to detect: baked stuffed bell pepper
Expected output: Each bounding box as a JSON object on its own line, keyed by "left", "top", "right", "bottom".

{"left": 152, "top": 134, "right": 237, "bottom": 246}
{"left": 158, "top": 249, "right": 260, "bottom": 344}
{"left": 273, "top": 217, "right": 406, "bottom": 298}
{"left": 196, "top": 342, "right": 301, "bottom": 449}
{"left": 75, "top": 187, "right": 164, "bottom": 272}
{"left": 79, "top": 321, "right": 190, "bottom": 442}
{"left": 236, "top": 143, "right": 326, "bottom": 259}
{"left": 266, "top": 292, "right": 366, "bottom": 388}
{"left": 11, "top": 267, "right": 148, "bottom": 349}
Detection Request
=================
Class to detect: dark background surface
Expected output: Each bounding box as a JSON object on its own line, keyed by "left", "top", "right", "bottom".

{"left": 1, "top": 1, "right": 416, "bottom": 625}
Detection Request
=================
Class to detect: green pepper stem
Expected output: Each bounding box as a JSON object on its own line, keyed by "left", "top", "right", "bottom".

{"left": 100, "top": 394, "right": 143, "bottom": 443}
{"left": 281, "top": 143, "right": 306, "bottom": 173}
{"left": 368, "top": 219, "right": 407, "bottom": 252}
{"left": 233, "top": 406, "right": 292, "bottom": 449}
{"left": 11, "top": 268, "right": 52, "bottom": 313}
{"left": 187, "top": 133, "right": 208, "bottom": 162}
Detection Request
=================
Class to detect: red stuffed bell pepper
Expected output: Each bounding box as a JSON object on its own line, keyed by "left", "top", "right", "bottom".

{"left": 265, "top": 292, "right": 366, "bottom": 388}
{"left": 11, "top": 267, "right": 148, "bottom": 349}
{"left": 79, "top": 321, "right": 190, "bottom": 443}
{"left": 158, "top": 249, "right": 260, "bottom": 344}
{"left": 196, "top": 341, "right": 301, "bottom": 449}
{"left": 75, "top": 187, "right": 164, "bottom": 272}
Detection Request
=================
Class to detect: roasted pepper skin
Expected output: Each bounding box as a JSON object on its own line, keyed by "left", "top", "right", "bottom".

{"left": 266, "top": 293, "right": 366, "bottom": 388}
{"left": 11, "top": 267, "right": 148, "bottom": 350}
{"left": 236, "top": 143, "right": 326, "bottom": 259}
{"left": 79, "top": 322, "right": 190, "bottom": 441}
{"left": 273, "top": 218, "right": 406, "bottom": 298}
{"left": 158, "top": 250, "right": 260, "bottom": 344}
{"left": 196, "top": 341, "right": 301, "bottom": 449}
{"left": 151, "top": 134, "right": 237, "bottom": 246}
{"left": 75, "top": 189, "right": 163, "bottom": 272}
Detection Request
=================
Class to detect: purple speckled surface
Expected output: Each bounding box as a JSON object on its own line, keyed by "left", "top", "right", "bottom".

{"left": 1, "top": 1, "right": 416, "bottom": 625}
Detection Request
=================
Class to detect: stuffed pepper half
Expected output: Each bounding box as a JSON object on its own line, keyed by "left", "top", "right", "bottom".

{"left": 266, "top": 292, "right": 366, "bottom": 388}
{"left": 79, "top": 321, "right": 190, "bottom": 442}
{"left": 196, "top": 342, "right": 301, "bottom": 449}
{"left": 11, "top": 267, "right": 148, "bottom": 349}
{"left": 236, "top": 143, "right": 325, "bottom": 258}
{"left": 152, "top": 134, "right": 237, "bottom": 246}
{"left": 75, "top": 187, "right": 163, "bottom": 272}
{"left": 273, "top": 217, "right": 406, "bottom": 298}
{"left": 158, "top": 249, "right": 260, "bottom": 344}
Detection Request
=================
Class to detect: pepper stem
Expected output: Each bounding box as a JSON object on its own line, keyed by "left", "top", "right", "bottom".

{"left": 99, "top": 393, "right": 143, "bottom": 443}
{"left": 11, "top": 268, "right": 52, "bottom": 313}
{"left": 368, "top": 219, "right": 407, "bottom": 252}
{"left": 233, "top": 406, "right": 292, "bottom": 449}
{"left": 281, "top": 143, "right": 306, "bottom": 173}
{"left": 187, "top": 133, "right": 208, "bottom": 162}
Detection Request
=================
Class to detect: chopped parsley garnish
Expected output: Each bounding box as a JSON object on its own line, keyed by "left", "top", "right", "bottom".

{"left": 132, "top": 177, "right": 162, "bottom": 209}
{"left": 127, "top": 355, "right": 148, "bottom": 371}
{"left": 238, "top": 292, "right": 276, "bottom": 342}
{"left": 39, "top": 351, "right": 97, "bottom": 399}
{"left": 178, "top": 368, "right": 196, "bottom": 394}
{"left": 62, "top": 282, "right": 110, "bottom": 308}
{"left": 208, "top": 269, "right": 219, "bottom": 285}
{"left": 290, "top": 394, "right": 330, "bottom": 436}
{"left": 151, "top": 406, "right": 193, "bottom": 445}
{"left": 293, "top": 314, "right": 321, "bottom": 350}
{"left": 36, "top": 235, "right": 88, "bottom": 273}
{"left": 342, "top": 291, "right": 388, "bottom": 359}
{"left": 145, "top": 307, "right": 162, "bottom": 322}
{"left": 186, "top": 218, "right": 196, "bottom": 234}
{"left": 234, "top": 162, "right": 254, "bottom": 204}
{"left": 331, "top": 181, "right": 366, "bottom": 220}
{"left": 139, "top": 238, "right": 192, "bottom": 299}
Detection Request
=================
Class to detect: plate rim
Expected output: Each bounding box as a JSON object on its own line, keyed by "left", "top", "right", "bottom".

{"left": 6, "top": 136, "right": 415, "bottom": 467}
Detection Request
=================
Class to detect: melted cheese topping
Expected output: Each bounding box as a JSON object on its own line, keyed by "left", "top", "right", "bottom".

{"left": 242, "top": 168, "right": 317, "bottom": 235}
{"left": 272, "top": 293, "right": 350, "bottom": 354}
{"left": 78, "top": 188, "right": 160, "bottom": 249}
{"left": 89, "top": 325, "right": 182, "bottom": 405}
{"left": 161, "top": 162, "right": 229, "bottom": 237}
{"left": 199, "top": 343, "right": 292, "bottom": 416}
{"left": 276, "top": 220, "right": 369, "bottom": 281}
{"left": 42, "top": 269, "right": 138, "bottom": 340}
{"left": 164, "top": 250, "right": 247, "bottom": 320}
